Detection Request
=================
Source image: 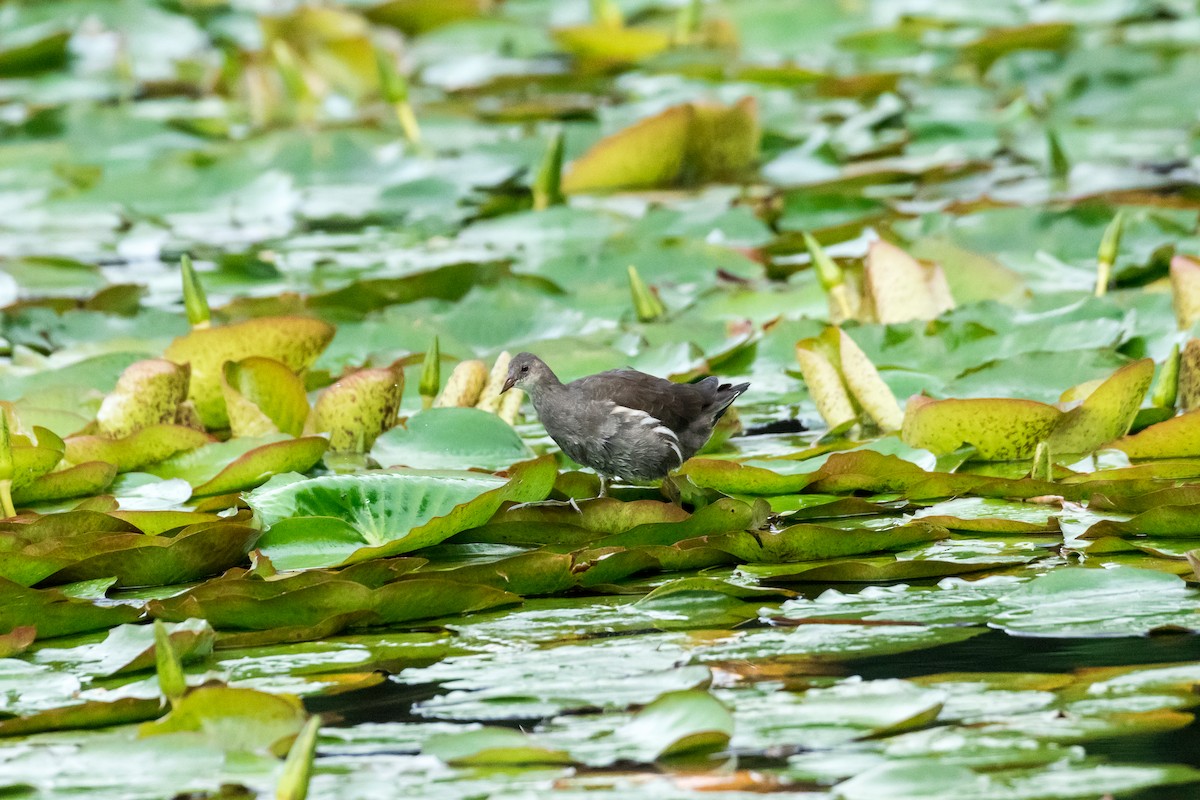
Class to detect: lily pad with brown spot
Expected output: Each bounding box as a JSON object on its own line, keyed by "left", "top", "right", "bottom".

{"left": 902, "top": 396, "right": 1061, "bottom": 461}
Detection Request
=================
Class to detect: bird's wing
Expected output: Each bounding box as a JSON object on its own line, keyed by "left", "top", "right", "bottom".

{"left": 570, "top": 370, "right": 712, "bottom": 433}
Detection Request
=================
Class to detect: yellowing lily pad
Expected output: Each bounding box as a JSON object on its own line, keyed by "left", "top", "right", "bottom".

{"left": 164, "top": 316, "right": 334, "bottom": 429}
{"left": 65, "top": 425, "right": 214, "bottom": 473}
{"left": 309, "top": 365, "right": 403, "bottom": 453}
{"left": 1113, "top": 409, "right": 1200, "bottom": 459}
{"left": 95, "top": 360, "right": 190, "bottom": 439}
{"left": 562, "top": 98, "right": 758, "bottom": 193}
{"left": 902, "top": 395, "right": 1061, "bottom": 460}
{"left": 553, "top": 25, "right": 671, "bottom": 65}
{"left": 1048, "top": 359, "right": 1154, "bottom": 453}
{"left": 1170, "top": 255, "right": 1200, "bottom": 331}
{"left": 863, "top": 240, "right": 954, "bottom": 325}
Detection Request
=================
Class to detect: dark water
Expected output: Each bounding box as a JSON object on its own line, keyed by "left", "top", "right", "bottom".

{"left": 307, "top": 630, "right": 1200, "bottom": 798}
{"left": 847, "top": 630, "right": 1200, "bottom": 800}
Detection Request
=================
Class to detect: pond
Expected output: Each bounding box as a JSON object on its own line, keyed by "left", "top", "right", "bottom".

{"left": 2, "top": 0, "right": 1200, "bottom": 798}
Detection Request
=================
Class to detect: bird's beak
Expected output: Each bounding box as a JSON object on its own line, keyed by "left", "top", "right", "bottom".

{"left": 501, "top": 375, "right": 516, "bottom": 393}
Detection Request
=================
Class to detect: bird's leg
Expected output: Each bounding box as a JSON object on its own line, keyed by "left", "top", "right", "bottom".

{"left": 597, "top": 476, "right": 610, "bottom": 498}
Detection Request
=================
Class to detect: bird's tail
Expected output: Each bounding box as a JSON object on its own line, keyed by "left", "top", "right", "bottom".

{"left": 711, "top": 381, "right": 750, "bottom": 421}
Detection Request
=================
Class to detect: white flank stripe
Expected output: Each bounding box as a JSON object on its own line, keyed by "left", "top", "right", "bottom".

{"left": 652, "top": 425, "right": 679, "bottom": 443}
{"left": 612, "top": 405, "right": 658, "bottom": 425}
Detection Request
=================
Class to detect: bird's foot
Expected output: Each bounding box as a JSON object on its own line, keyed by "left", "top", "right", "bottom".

{"left": 508, "top": 497, "right": 583, "bottom": 514}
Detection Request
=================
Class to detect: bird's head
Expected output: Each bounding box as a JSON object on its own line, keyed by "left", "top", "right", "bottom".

{"left": 503, "top": 352, "right": 553, "bottom": 393}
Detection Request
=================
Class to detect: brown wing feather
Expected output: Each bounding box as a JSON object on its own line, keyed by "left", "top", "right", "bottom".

{"left": 569, "top": 370, "right": 714, "bottom": 433}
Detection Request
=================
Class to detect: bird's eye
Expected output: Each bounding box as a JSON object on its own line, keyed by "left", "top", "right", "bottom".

{"left": 520, "top": 365, "right": 529, "bottom": 374}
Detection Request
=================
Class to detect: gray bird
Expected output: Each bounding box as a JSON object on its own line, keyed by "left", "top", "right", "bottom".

{"left": 502, "top": 352, "right": 750, "bottom": 496}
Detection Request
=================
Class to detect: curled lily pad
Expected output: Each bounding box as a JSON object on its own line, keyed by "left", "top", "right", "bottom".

{"left": 795, "top": 337, "right": 855, "bottom": 430}
{"left": 679, "top": 459, "right": 818, "bottom": 495}
{"left": 837, "top": 329, "right": 903, "bottom": 432}
{"left": 145, "top": 435, "right": 328, "bottom": 496}
{"left": 12, "top": 461, "right": 116, "bottom": 505}
{"left": 1048, "top": 359, "right": 1153, "bottom": 454}
{"left": 0, "top": 577, "right": 141, "bottom": 640}
{"left": 45, "top": 518, "right": 262, "bottom": 588}
{"left": 309, "top": 365, "right": 403, "bottom": 453}
{"left": 221, "top": 357, "right": 309, "bottom": 437}
{"left": 249, "top": 455, "right": 557, "bottom": 569}
{"left": 562, "top": 98, "right": 758, "bottom": 193}
{"left": 10, "top": 427, "right": 65, "bottom": 489}
{"left": 1171, "top": 255, "right": 1200, "bottom": 330}
{"left": 95, "top": 359, "right": 190, "bottom": 438}
{"left": 863, "top": 240, "right": 954, "bottom": 324}
{"left": 164, "top": 316, "right": 334, "bottom": 429}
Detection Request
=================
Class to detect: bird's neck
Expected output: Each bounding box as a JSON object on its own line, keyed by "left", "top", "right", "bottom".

{"left": 526, "top": 373, "right": 563, "bottom": 409}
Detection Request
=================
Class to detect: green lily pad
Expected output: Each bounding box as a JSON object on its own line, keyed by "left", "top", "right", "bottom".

{"left": 138, "top": 686, "right": 307, "bottom": 755}
{"left": 145, "top": 435, "right": 328, "bottom": 496}
{"left": 371, "top": 408, "right": 534, "bottom": 470}
{"left": 12, "top": 461, "right": 116, "bottom": 505}
{"left": 0, "top": 577, "right": 141, "bottom": 640}
{"left": 425, "top": 726, "right": 573, "bottom": 766}
{"left": 250, "top": 455, "right": 556, "bottom": 569}
{"left": 620, "top": 688, "right": 734, "bottom": 760}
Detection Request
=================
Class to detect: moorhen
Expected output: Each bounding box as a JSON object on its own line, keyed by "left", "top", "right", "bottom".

{"left": 502, "top": 352, "right": 749, "bottom": 496}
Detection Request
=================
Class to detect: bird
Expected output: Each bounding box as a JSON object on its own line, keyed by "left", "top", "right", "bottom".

{"left": 502, "top": 352, "right": 750, "bottom": 497}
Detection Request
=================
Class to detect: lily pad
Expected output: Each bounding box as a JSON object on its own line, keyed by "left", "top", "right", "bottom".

{"left": 249, "top": 455, "right": 557, "bottom": 569}
{"left": 371, "top": 408, "right": 534, "bottom": 470}
{"left": 164, "top": 316, "right": 335, "bottom": 429}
